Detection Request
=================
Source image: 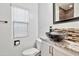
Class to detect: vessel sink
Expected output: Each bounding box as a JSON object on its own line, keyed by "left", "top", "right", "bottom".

{"left": 46, "top": 32, "right": 65, "bottom": 42}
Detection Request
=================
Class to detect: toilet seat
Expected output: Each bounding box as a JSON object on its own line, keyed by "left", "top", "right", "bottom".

{"left": 22, "top": 48, "right": 40, "bottom": 56}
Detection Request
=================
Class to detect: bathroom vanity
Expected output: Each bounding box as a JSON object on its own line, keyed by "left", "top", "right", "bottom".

{"left": 40, "top": 36, "right": 79, "bottom": 56}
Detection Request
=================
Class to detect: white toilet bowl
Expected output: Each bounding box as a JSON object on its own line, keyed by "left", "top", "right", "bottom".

{"left": 22, "top": 48, "right": 40, "bottom": 56}
{"left": 22, "top": 38, "right": 42, "bottom": 56}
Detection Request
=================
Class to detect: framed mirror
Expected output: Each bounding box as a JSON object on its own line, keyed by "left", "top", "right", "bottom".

{"left": 53, "top": 3, "right": 79, "bottom": 24}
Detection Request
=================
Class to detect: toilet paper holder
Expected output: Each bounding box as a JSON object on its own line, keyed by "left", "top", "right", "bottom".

{"left": 14, "top": 40, "right": 20, "bottom": 46}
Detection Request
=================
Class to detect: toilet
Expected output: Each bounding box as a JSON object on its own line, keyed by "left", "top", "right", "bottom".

{"left": 22, "top": 38, "right": 42, "bottom": 56}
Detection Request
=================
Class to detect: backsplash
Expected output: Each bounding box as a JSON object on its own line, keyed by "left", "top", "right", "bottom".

{"left": 53, "top": 28, "right": 79, "bottom": 42}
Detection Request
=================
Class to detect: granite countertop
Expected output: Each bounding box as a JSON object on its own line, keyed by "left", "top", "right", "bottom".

{"left": 40, "top": 35, "right": 79, "bottom": 56}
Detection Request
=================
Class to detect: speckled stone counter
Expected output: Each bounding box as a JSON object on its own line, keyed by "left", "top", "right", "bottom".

{"left": 40, "top": 36, "right": 79, "bottom": 56}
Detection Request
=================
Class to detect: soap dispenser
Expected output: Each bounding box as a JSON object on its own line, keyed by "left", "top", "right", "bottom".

{"left": 49, "top": 26, "right": 52, "bottom": 32}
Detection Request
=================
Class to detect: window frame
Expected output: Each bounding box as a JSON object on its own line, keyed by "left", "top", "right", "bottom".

{"left": 11, "top": 5, "right": 29, "bottom": 39}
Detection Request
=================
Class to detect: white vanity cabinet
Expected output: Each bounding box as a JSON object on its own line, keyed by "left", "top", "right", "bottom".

{"left": 41, "top": 39, "right": 76, "bottom": 56}
{"left": 41, "top": 41, "right": 53, "bottom": 56}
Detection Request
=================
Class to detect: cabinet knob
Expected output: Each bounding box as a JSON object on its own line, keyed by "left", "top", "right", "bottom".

{"left": 49, "top": 46, "right": 53, "bottom": 56}
{"left": 52, "top": 47, "right": 53, "bottom": 56}
{"left": 49, "top": 46, "right": 51, "bottom": 54}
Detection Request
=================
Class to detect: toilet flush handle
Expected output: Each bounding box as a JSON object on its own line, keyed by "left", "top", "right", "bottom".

{"left": 0, "top": 20, "right": 8, "bottom": 23}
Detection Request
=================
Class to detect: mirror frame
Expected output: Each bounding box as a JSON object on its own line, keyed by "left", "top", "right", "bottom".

{"left": 53, "top": 3, "right": 79, "bottom": 24}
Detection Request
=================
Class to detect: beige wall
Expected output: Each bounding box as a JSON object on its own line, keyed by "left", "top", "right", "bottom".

{"left": 11, "top": 3, "right": 38, "bottom": 55}
{"left": 0, "top": 3, "right": 38, "bottom": 56}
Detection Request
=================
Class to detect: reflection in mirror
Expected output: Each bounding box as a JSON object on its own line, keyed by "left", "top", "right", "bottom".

{"left": 53, "top": 3, "right": 79, "bottom": 23}
{"left": 59, "top": 3, "right": 74, "bottom": 21}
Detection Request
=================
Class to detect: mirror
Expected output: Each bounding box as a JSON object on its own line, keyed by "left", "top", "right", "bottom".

{"left": 53, "top": 3, "right": 79, "bottom": 24}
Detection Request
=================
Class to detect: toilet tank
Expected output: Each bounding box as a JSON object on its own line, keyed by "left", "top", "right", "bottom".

{"left": 36, "top": 38, "right": 42, "bottom": 50}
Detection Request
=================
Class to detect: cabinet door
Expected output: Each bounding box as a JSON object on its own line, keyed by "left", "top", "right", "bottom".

{"left": 53, "top": 48, "right": 69, "bottom": 56}
{"left": 41, "top": 41, "right": 53, "bottom": 56}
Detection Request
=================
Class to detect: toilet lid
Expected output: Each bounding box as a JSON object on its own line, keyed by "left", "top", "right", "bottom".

{"left": 22, "top": 48, "right": 40, "bottom": 56}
